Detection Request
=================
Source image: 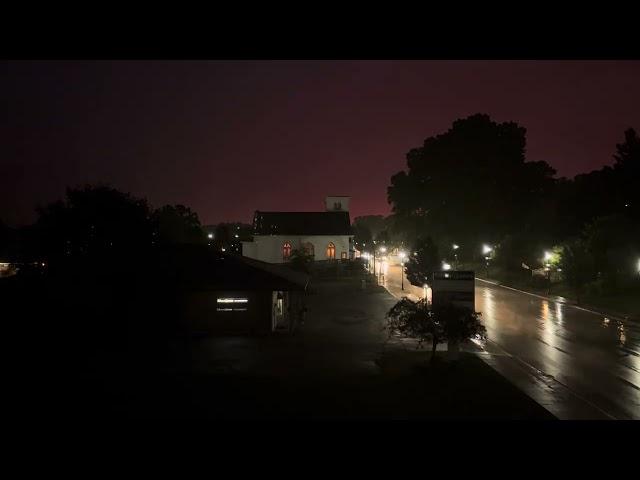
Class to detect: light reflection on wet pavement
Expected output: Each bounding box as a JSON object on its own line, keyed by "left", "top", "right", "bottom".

{"left": 475, "top": 282, "right": 639, "bottom": 420}
{"left": 378, "top": 261, "right": 640, "bottom": 419}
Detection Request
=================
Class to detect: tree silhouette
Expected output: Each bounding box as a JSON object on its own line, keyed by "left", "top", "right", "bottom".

{"left": 386, "top": 298, "right": 485, "bottom": 363}
{"left": 405, "top": 236, "right": 440, "bottom": 287}
{"left": 388, "top": 114, "right": 556, "bottom": 246}
{"left": 34, "top": 185, "right": 152, "bottom": 264}
{"left": 152, "top": 204, "right": 204, "bottom": 245}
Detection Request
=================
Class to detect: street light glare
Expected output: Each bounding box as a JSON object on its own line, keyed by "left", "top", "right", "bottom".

{"left": 380, "top": 247, "right": 387, "bottom": 253}
{"left": 452, "top": 244, "right": 459, "bottom": 250}
{"left": 482, "top": 244, "right": 493, "bottom": 254}
{"left": 207, "top": 233, "right": 213, "bottom": 239}
{"left": 544, "top": 250, "right": 552, "bottom": 261}
{"left": 399, "top": 251, "right": 406, "bottom": 259}
{"left": 442, "top": 262, "right": 451, "bottom": 271}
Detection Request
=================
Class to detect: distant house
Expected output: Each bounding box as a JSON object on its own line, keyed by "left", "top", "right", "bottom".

{"left": 162, "top": 246, "right": 309, "bottom": 335}
{"left": 242, "top": 196, "right": 354, "bottom": 264}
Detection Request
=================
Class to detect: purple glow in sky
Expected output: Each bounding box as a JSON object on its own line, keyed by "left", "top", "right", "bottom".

{"left": 2, "top": 60, "right": 639, "bottom": 226}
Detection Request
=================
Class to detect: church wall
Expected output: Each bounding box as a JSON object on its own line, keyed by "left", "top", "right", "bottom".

{"left": 242, "top": 235, "right": 352, "bottom": 264}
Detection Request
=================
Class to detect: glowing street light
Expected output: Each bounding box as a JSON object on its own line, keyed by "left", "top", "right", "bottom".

{"left": 482, "top": 244, "right": 493, "bottom": 277}
{"left": 379, "top": 246, "right": 387, "bottom": 253}
{"left": 544, "top": 250, "right": 553, "bottom": 262}
{"left": 207, "top": 233, "right": 213, "bottom": 239}
{"left": 452, "top": 244, "right": 459, "bottom": 250}
{"left": 442, "top": 262, "right": 451, "bottom": 271}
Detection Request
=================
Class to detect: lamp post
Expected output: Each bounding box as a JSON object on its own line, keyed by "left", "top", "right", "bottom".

{"left": 379, "top": 246, "right": 387, "bottom": 283}
{"left": 399, "top": 251, "right": 406, "bottom": 290}
{"left": 544, "top": 251, "right": 553, "bottom": 294}
{"left": 452, "top": 243, "right": 459, "bottom": 269}
{"left": 483, "top": 244, "right": 493, "bottom": 277}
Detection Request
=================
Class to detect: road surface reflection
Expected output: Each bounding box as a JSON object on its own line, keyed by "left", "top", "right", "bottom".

{"left": 377, "top": 261, "right": 640, "bottom": 419}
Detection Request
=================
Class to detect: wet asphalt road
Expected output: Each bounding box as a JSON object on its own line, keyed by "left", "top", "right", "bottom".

{"left": 475, "top": 280, "right": 640, "bottom": 420}
{"left": 378, "top": 261, "right": 640, "bottom": 420}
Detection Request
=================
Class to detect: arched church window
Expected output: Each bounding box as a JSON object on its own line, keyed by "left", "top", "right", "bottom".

{"left": 283, "top": 241, "right": 292, "bottom": 260}
{"left": 326, "top": 242, "right": 336, "bottom": 259}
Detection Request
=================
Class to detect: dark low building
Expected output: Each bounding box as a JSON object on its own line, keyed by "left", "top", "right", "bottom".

{"left": 161, "top": 246, "right": 309, "bottom": 335}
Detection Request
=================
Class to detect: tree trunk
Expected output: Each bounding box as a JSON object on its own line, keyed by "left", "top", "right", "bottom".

{"left": 430, "top": 337, "right": 438, "bottom": 363}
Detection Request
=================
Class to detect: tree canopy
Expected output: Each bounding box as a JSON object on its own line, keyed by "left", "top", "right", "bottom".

{"left": 152, "top": 204, "right": 204, "bottom": 246}
{"left": 388, "top": 113, "right": 556, "bottom": 251}
{"left": 404, "top": 236, "right": 440, "bottom": 287}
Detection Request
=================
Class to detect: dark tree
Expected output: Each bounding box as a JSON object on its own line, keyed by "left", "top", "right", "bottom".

{"left": 352, "top": 215, "right": 386, "bottom": 239}
{"left": 288, "top": 248, "right": 314, "bottom": 273}
{"left": 613, "top": 128, "right": 640, "bottom": 220}
{"left": 583, "top": 214, "right": 640, "bottom": 288}
{"left": 386, "top": 298, "right": 485, "bottom": 363}
{"left": 437, "top": 303, "right": 486, "bottom": 361}
{"left": 375, "top": 229, "right": 390, "bottom": 246}
{"left": 405, "top": 236, "right": 440, "bottom": 287}
{"left": 214, "top": 223, "right": 232, "bottom": 251}
{"left": 559, "top": 238, "right": 594, "bottom": 304}
{"left": 34, "top": 185, "right": 152, "bottom": 264}
{"left": 387, "top": 113, "right": 556, "bottom": 248}
{"left": 352, "top": 223, "right": 372, "bottom": 252}
{"left": 152, "top": 204, "right": 204, "bottom": 245}
{"left": 386, "top": 298, "right": 443, "bottom": 362}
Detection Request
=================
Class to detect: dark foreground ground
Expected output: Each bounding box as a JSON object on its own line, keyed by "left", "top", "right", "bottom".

{"left": 71, "top": 274, "right": 553, "bottom": 420}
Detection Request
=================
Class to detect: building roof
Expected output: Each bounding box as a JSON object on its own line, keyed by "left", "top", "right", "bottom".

{"left": 157, "top": 245, "right": 308, "bottom": 291}
{"left": 253, "top": 211, "right": 352, "bottom": 236}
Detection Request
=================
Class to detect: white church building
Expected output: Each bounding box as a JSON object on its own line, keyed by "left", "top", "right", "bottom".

{"left": 241, "top": 196, "right": 354, "bottom": 264}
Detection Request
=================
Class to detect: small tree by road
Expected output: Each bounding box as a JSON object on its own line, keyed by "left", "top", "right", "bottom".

{"left": 386, "top": 298, "right": 485, "bottom": 363}
{"left": 288, "top": 248, "right": 314, "bottom": 273}
{"left": 436, "top": 303, "right": 486, "bottom": 361}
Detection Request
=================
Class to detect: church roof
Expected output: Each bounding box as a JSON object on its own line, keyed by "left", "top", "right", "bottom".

{"left": 253, "top": 211, "right": 352, "bottom": 236}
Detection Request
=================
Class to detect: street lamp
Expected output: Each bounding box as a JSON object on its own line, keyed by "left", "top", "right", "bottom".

{"left": 483, "top": 244, "right": 493, "bottom": 277}
{"left": 452, "top": 244, "right": 459, "bottom": 268}
{"left": 207, "top": 233, "right": 213, "bottom": 239}
{"left": 442, "top": 261, "right": 451, "bottom": 271}
{"left": 399, "top": 251, "right": 406, "bottom": 290}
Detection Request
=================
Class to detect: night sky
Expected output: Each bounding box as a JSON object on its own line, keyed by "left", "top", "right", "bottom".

{"left": 2, "top": 60, "right": 639, "bottom": 227}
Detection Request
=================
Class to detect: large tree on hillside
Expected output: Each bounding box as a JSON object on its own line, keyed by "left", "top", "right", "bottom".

{"left": 387, "top": 114, "right": 556, "bottom": 249}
